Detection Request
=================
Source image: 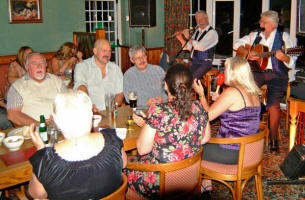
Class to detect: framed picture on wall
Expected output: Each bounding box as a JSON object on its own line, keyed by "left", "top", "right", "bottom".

{"left": 8, "top": 0, "right": 42, "bottom": 24}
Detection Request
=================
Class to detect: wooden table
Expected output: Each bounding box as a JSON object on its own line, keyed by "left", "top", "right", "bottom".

{"left": 100, "top": 106, "right": 141, "bottom": 151}
{"left": 0, "top": 105, "right": 140, "bottom": 190}
{"left": 287, "top": 97, "right": 305, "bottom": 150}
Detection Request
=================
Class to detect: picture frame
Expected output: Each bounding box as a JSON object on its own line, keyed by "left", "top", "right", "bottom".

{"left": 8, "top": 0, "right": 42, "bottom": 24}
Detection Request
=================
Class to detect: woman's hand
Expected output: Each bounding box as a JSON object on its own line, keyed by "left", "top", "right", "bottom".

{"left": 211, "top": 92, "right": 220, "bottom": 101}
{"left": 69, "top": 57, "right": 78, "bottom": 65}
{"left": 132, "top": 113, "right": 145, "bottom": 128}
{"left": 92, "top": 104, "right": 100, "bottom": 114}
{"left": 29, "top": 123, "right": 45, "bottom": 150}
{"left": 192, "top": 79, "right": 205, "bottom": 98}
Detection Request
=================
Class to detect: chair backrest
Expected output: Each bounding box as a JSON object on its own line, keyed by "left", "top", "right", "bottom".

{"left": 208, "top": 128, "right": 266, "bottom": 177}
{"left": 100, "top": 174, "right": 127, "bottom": 200}
{"left": 126, "top": 149, "right": 202, "bottom": 199}
{"left": 237, "top": 130, "right": 266, "bottom": 178}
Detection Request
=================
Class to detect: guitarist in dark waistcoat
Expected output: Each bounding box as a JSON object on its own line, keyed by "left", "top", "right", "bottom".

{"left": 176, "top": 10, "right": 218, "bottom": 79}
{"left": 234, "top": 10, "right": 298, "bottom": 153}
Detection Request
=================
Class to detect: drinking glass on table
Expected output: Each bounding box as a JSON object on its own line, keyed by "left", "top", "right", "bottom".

{"left": 105, "top": 93, "right": 115, "bottom": 115}
{"left": 128, "top": 91, "right": 138, "bottom": 111}
{"left": 47, "top": 121, "right": 58, "bottom": 146}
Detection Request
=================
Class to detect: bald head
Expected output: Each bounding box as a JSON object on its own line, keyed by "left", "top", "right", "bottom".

{"left": 93, "top": 39, "right": 112, "bottom": 66}
{"left": 94, "top": 39, "right": 110, "bottom": 49}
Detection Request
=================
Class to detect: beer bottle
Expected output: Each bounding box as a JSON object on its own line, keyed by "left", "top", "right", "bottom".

{"left": 39, "top": 115, "right": 48, "bottom": 144}
{"left": 113, "top": 102, "right": 118, "bottom": 118}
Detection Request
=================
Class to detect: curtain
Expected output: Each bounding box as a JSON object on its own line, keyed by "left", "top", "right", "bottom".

{"left": 164, "top": 0, "right": 190, "bottom": 58}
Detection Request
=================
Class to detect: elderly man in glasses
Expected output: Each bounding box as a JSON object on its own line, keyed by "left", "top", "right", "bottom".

{"left": 123, "top": 45, "right": 168, "bottom": 108}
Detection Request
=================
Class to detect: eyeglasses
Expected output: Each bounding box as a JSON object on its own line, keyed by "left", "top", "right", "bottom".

{"left": 133, "top": 55, "right": 147, "bottom": 61}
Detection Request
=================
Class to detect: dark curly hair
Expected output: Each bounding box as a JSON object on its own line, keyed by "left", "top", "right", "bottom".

{"left": 164, "top": 64, "right": 193, "bottom": 121}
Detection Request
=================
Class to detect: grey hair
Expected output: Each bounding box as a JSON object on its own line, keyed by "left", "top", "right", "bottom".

{"left": 25, "top": 52, "right": 47, "bottom": 67}
{"left": 53, "top": 90, "right": 93, "bottom": 139}
{"left": 128, "top": 45, "right": 146, "bottom": 59}
{"left": 261, "top": 10, "right": 279, "bottom": 24}
{"left": 195, "top": 10, "right": 208, "bottom": 18}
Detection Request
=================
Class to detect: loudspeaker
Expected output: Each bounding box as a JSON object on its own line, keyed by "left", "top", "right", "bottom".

{"left": 290, "top": 81, "right": 305, "bottom": 100}
{"left": 298, "top": 0, "right": 305, "bottom": 33}
{"left": 280, "top": 144, "right": 305, "bottom": 179}
{"left": 129, "top": 0, "right": 156, "bottom": 27}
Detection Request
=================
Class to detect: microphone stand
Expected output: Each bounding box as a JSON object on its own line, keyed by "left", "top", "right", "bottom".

{"left": 169, "top": 26, "right": 199, "bottom": 65}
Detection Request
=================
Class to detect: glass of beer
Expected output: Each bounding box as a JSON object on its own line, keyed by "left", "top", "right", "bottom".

{"left": 128, "top": 92, "right": 137, "bottom": 111}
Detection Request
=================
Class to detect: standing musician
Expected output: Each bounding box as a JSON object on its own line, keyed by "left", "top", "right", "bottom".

{"left": 234, "top": 10, "right": 297, "bottom": 152}
{"left": 176, "top": 10, "right": 218, "bottom": 79}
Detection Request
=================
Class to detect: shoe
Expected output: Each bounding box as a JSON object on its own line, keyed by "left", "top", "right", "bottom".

{"left": 200, "top": 190, "right": 212, "bottom": 199}
{"left": 272, "top": 139, "right": 279, "bottom": 153}
{"left": 269, "top": 139, "right": 279, "bottom": 153}
{"left": 200, "top": 184, "right": 212, "bottom": 200}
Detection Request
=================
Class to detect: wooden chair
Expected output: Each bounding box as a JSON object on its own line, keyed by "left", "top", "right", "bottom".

{"left": 200, "top": 126, "right": 266, "bottom": 200}
{"left": 203, "top": 67, "right": 219, "bottom": 104}
{"left": 100, "top": 174, "right": 128, "bottom": 200}
{"left": 125, "top": 149, "right": 203, "bottom": 200}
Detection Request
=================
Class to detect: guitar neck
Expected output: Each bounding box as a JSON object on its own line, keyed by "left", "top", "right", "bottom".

{"left": 257, "top": 51, "right": 275, "bottom": 58}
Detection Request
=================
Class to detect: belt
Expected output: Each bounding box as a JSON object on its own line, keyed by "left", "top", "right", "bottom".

{"left": 190, "top": 58, "right": 212, "bottom": 62}
{"left": 264, "top": 69, "right": 275, "bottom": 73}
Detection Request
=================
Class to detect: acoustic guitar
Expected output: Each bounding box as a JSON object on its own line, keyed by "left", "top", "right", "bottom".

{"left": 236, "top": 44, "right": 304, "bottom": 72}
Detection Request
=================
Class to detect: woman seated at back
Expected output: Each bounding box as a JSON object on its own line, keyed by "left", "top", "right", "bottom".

{"left": 5, "top": 46, "right": 33, "bottom": 94}
{"left": 50, "top": 42, "right": 82, "bottom": 77}
{"left": 28, "top": 90, "right": 126, "bottom": 200}
{"left": 193, "top": 57, "right": 261, "bottom": 195}
{"left": 125, "top": 64, "right": 211, "bottom": 198}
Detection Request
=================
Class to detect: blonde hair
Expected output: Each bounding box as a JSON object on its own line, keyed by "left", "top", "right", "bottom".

{"left": 55, "top": 42, "right": 77, "bottom": 60}
{"left": 225, "top": 57, "right": 261, "bottom": 95}
{"left": 53, "top": 90, "right": 93, "bottom": 139}
{"left": 16, "top": 46, "right": 33, "bottom": 69}
{"left": 261, "top": 10, "right": 279, "bottom": 24}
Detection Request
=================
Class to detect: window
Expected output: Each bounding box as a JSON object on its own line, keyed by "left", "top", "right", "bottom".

{"left": 85, "top": 0, "right": 119, "bottom": 63}
{"left": 189, "top": 0, "right": 206, "bottom": 28}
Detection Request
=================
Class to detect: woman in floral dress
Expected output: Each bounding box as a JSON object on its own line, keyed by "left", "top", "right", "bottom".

{"left": 125, "top": 64, "right": 211, "bottom": 198}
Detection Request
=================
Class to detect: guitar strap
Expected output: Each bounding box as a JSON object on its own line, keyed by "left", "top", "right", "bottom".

{"left": 247, "top": 31, "right": 262, "bottom": 72}
{"left": 252, "top": 32, "right": 262, "bottom": 48}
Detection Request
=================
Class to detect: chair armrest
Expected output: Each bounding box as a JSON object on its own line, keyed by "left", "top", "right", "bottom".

{"left": 207, "top": 130, "right": 266, "bottom": 145}
{"left": 126, "top": 149, "right": 202, "bottom": 172}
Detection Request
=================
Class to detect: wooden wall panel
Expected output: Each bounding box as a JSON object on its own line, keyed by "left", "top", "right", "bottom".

{"left": 0, "top": 52, "right": 55, "bottom": 65}
{"left": 120, "top": 46, "right": 163, "bottom": 74}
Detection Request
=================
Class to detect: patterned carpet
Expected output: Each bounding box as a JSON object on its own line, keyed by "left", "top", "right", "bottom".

{"left": 209, "top": 111, "right": 305, "bottom": 200}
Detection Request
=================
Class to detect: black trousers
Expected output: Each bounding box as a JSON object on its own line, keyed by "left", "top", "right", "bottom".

{"left": 202, "top": 143, "right": 239, "bottom": 164}
{"left": 189, "top": 60, "right": 212, "bottom": 79}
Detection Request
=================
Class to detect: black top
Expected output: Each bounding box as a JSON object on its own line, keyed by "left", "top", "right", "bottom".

{"left": 29, "top": 129, "right": 123, "bottom": 200}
